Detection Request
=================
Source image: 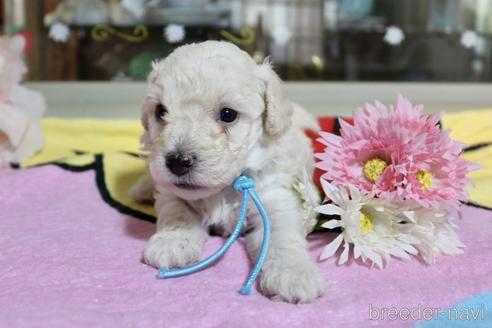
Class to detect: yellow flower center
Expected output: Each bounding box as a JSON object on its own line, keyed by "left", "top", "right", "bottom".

{"left": 363, "top": 158, "right": 387, "bottom": 183}
{"left": 416, "top": 171, "right": 433, "bottom": 189}
{"left": 359, "top": 211, "right": 374, "bottom": 233}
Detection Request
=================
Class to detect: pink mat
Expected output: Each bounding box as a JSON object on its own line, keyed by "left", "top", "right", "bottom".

{"left": 1, "top": 165, "right": 492, "bottom": 327}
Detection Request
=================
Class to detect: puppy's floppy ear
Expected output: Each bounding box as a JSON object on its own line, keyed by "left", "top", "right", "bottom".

{"left": 256, "top": 60, "right": 293, "bottom": 137}
{"left": 140, "top": 108, "right": 151, "bottom": 148}
{"left": 140, "top": 64, "right": 160, "bottom": 148}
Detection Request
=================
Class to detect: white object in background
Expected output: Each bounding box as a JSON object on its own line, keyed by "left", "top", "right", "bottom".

{"left": 164, "top": 24, "right": 185, "bottom": 44}
{"left": 461, "top": 30, "right": 480, "bottom": 49}
{"left": 271, "top": 26, "right": 292, "bottom": 47}
{"left": 0, "top": 35, "right": 46, "bottom": 166}
{"left": 111, "top": 0, "right": 147, "bottom": 25}
{"left": 324, "top": 0, "right": 338, "bottom": 30}
{"left": 121, "top": 0, "right": 146, "bottom": 19}
{"left": 44, "top": 0, "right": 109, "bottom": 26}
{"left": 472, "top": 58, "right": 484, "bottom": 75}
{"left": 460, "top": 29, "right": 486, "bottom": 55}
{"left": 49, "top": 23, "right": 70, "bottom": 43}
{"left": 383, "top": 26, "right": 405, "bottom": 45}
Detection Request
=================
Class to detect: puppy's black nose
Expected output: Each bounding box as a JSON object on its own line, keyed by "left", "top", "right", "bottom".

{"left": 165, "top": 152, "right": 195, "bottom": 176}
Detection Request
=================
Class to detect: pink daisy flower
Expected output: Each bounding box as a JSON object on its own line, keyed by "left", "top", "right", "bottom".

{"left": 315, "top": 94, "right": 479, "bottom": 208}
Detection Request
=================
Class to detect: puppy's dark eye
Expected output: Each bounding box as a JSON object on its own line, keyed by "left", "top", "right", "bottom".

{"left": 155, "top": 104, "right": 167, "bottom": 121}
{"left": 219, "top": 108, "right": 238, "bottom": 123}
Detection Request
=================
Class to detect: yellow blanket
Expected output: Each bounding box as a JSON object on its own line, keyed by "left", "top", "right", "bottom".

{"left": 19, "top": 112, "right": 492, "bottom": 221}
{"left": 20, "top": 119, "right": 154, "bottom": 220}
{"left": 442, "top": 110, "right": 492, "bottom": 208}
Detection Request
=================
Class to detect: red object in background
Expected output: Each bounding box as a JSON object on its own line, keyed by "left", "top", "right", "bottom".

{"left": 306, "top": 116, "right": 353, "bottom": 190}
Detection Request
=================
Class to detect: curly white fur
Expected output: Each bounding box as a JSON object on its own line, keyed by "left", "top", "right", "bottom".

{"left": 133, "top": 41, "right": 325, "bottom": 303}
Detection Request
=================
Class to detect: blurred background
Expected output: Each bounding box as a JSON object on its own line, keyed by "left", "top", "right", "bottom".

{"left": 2, "top": 0, "right": 492, "bottom": 83}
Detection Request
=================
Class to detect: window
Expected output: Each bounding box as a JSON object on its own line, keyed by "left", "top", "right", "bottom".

{"left": 2, "top": 0, "right": 491, "bottom": 81}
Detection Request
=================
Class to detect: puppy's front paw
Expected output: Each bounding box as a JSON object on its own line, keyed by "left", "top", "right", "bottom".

{"left": 260, "top": 259, "right": 326, "bottom": 303}
{"left": 143, "top": 231, "right": 204, "bottom": 269}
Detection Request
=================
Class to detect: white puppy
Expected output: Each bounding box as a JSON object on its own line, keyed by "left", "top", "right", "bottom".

{"left": 132, "top": 41, "right": 325, "bottom": 303}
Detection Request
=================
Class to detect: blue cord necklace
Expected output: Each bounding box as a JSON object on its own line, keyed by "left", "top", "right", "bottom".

{"left": 157, "top": 175, "right": 271, "bottom": 295}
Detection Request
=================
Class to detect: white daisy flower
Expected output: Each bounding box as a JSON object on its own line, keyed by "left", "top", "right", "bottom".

{"left": 398, "top": 207, "right": 464, "bottom": 265}
{"left": 49, "top": 23, "right": 70, "bottom": 43}
{"left": 316, "top": 180, "right": 419, "bottom": 269}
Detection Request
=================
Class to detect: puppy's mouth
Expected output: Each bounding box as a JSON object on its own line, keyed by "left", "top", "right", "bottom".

{"left": 173, "top": 182, "right": 205, "bottom": 190}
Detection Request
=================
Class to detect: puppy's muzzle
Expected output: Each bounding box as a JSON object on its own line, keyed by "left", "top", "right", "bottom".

{"left": 165, "top": 151, "right": 195, "bottom": 176}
